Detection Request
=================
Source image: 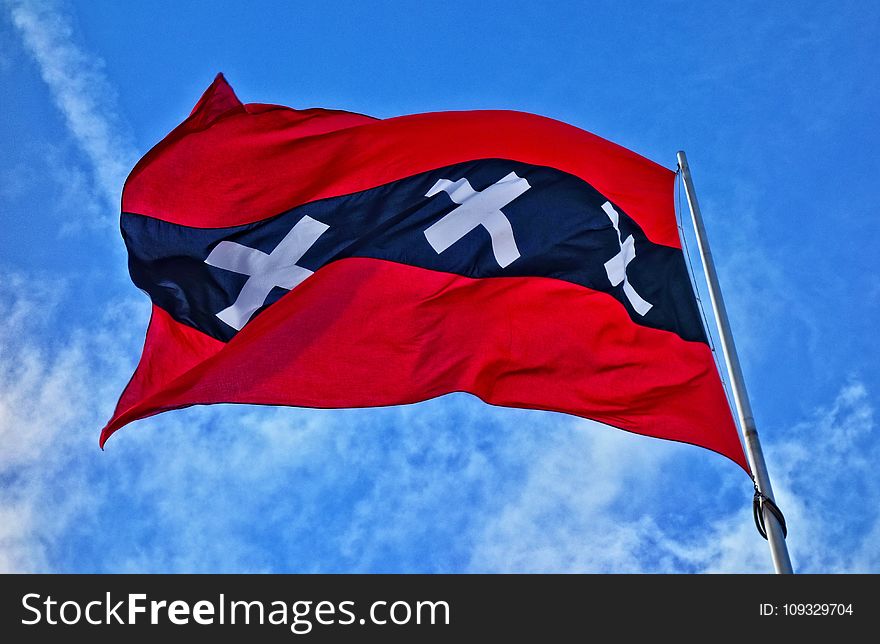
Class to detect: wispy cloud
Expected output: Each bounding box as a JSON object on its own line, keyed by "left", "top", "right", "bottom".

{"left": 0, "top": 273, "right": 145, "bottom": 572}
{"left": 769, "top": 380, "right": 878, "bottom": 572}
{"left": 6, "top": 0, "right": 137, "bottom": 219}
{"left": 467, "top": 377, "right": 876, "bottom": 573}
{"left": 467, "top": 425, "right": 674, "bottom": 573}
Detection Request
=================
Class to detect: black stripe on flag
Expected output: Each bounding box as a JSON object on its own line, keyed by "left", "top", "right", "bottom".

{"left": 122, "top": 159, "right": 706, "bottom": 344}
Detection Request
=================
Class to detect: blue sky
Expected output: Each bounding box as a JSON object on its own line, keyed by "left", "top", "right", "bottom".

{"left": 1, "top": 0, "right": 877, "bottom": 573}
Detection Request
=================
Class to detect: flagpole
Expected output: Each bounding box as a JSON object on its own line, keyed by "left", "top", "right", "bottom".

{"left": 676, "top": 151, "right": 793, "bottom": 574}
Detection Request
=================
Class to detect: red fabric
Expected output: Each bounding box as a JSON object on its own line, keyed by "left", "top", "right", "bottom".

{"left": 123, "top": 75, "right": 680, "bottom": 249}
{"left": 104, "top": 75, "right": 748, "bottom": 472}
{"left": 102, "top": 259, "right": 745, "bottom": 470}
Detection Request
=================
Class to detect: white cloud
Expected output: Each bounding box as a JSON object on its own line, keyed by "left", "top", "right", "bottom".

{"left": 769, "top": 380, "right": 878, "bottom": 572}
{"left": 0, "top": 275, "right": 145, "bottom": 572}
{"left": 467, "top": 377, "right": 877, "bottom": 573}
{"left": 6, "top": 0, "right": 137, "bottom": 220}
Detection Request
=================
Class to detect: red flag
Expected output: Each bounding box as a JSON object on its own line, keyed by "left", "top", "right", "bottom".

{"left": 102, "top": 74, "right": 747, "bottom": 471}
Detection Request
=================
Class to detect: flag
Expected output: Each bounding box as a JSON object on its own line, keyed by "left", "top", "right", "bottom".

{"left": 102, "top": 74, "right": 747, "bottom": 471}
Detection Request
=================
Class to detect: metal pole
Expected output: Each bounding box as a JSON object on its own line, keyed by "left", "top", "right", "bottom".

{"left": 676, "top": 150, "right": 793, "bottom": 574}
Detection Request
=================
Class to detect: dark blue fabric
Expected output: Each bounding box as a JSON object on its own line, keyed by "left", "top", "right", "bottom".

{"left": 122, "top": 159, "right": 706, "bottom": 344}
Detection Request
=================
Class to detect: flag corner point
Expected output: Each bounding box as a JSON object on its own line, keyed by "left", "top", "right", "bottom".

{"left": 98, "top": 425, "right": 114, "bottom": 450}
{"left": 188, "top": 72, "right": 243, "bottom": 121}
